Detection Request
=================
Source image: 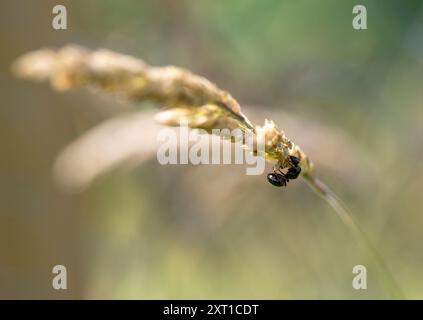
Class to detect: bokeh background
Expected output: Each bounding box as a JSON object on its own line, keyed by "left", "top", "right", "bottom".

{"left": 1, "top": 0, "right": 423, "bottom": 299}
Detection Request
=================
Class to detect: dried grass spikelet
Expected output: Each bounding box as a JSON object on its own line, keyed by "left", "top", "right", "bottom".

{"left": 12, "top": 45, "right": 313, "bottom": 174}
{"left": 52, "top": 110, "right": 162, "bottom": 192}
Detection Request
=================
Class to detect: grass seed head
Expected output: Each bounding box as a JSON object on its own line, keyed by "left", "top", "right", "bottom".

{"left": 13, "top": 45, "right": 314, "bottom": 175}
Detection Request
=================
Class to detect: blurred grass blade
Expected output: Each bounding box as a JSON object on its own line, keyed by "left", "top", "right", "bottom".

{"left": 303, "top": 172, "right": 404, "bottom": 299}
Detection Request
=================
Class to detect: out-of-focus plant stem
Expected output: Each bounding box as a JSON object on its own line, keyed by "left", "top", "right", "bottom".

{"left": 303, "top": 172, "right": 404, "bottom": 299}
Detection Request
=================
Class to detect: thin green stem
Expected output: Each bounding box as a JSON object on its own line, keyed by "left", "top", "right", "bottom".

{"left": 302, "top": 172, "right": 404, "bottom": 299}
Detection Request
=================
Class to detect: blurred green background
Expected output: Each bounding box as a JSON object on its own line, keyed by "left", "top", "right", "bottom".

{"left": 1, "top": 0, "right": 423, "bottom": 299}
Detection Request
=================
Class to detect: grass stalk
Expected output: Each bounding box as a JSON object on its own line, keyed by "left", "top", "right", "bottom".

{"left": 303, "top": 172, "right": 404, "bottom": 299}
